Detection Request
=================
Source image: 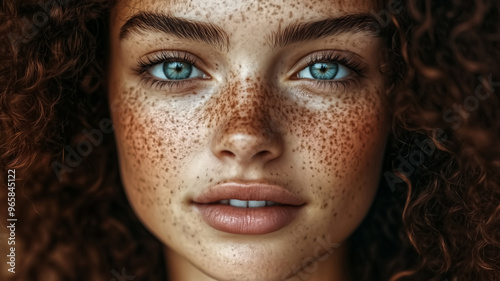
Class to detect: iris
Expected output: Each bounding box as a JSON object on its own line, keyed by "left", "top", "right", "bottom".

{"left": 163, "top": 62, "right": 193, "bottom": 79}
{"left": 309, "top": 62, "right": 339, "bottom": 80}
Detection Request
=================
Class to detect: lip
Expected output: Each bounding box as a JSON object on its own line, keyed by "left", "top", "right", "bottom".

{"left": 192, "top": 181, "right": 305, "bottom": 235}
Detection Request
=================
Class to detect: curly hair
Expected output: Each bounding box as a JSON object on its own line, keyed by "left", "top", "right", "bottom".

{"left": 1, "top": 0, "right": 499, "bottom": 281}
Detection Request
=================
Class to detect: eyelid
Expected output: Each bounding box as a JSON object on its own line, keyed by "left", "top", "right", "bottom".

{"left": 133, "top": 50, "right": 211, "bottom": 90}
{"left": 287, "top": 49, "right": 368, "bottom": 80}
{"left": 134, "top": 50, "right": 211, "bottom": 76}
{"left": 148, "top": 62, "right": 207, "bottom": 80}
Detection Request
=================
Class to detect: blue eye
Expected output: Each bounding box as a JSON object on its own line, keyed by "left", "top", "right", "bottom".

{"left": 148, "top": 61, "right": 206, "bottom": 80}
{"left": 297, "top": 62, "right": 351, "bottom": 80}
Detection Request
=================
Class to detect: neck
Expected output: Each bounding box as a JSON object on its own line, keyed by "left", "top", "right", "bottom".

{"left": 164, "top": 242, "right": 352, "bottom": 281}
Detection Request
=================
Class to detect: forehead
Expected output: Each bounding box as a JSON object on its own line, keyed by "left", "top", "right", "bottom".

{"left": 112, "top": 0, "right": 383, "bottom": 26}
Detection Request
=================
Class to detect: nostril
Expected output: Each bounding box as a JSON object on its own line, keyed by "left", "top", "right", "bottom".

{"left": 220, "top": 150, "right": 235, "bottom": 158}
{"left": 253, "top": 150, "right": 271, "bottom": 159}
{"left": 256, "top": 150, "right": 269, "bottom": 156}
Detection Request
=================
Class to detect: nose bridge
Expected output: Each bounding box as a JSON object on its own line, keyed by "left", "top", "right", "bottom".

{"left": 210, "top": 79, "right": 283, "bottom": 164}
{"left": 221, "top": 77, "right": 277, "bottom": 133}
{"left": 234, "top": 81, "right": 270, "bottom": 126}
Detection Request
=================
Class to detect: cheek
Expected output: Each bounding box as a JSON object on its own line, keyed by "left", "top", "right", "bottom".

{"left": 298, "top": 91, "right": 387, "bottom": 178}
{"left": 290, "top": 86, "right": 389, "bottom": 238}
{"left": 109, "top": 87, "right": 202, "bottom": 223}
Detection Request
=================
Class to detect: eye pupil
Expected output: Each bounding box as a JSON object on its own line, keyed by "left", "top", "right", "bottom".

{"left": 310, "top": 62, "right": 339, "bottom": 80}
{"left": 164, "top": 62, "right": 193, "bottom": 79}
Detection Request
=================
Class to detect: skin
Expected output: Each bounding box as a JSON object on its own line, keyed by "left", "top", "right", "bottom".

{"left": 108, "top": 0, "right": 390, "bottom": 280}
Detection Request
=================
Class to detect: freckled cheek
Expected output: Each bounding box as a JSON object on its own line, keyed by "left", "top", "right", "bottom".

{"left": 292, "top": 94, "right": 388, "bottom": 234}
{"left": 330, "top": 101, "right": 388, "bottom": 233}
{"left": 295, "top": 103, "right": 386, "bottom": 178}
{"left": 112, "top": 100, "right": 203, "bottom": 211}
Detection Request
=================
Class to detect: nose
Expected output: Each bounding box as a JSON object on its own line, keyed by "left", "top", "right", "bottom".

{"left": 210, "top": 96, "right": 283, "bottom": 166}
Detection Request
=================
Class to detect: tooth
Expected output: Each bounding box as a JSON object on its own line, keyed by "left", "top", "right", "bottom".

{"left": 266, "top": 201, "right": 277, "bottom": 206}
{"left": 248, "top": 200, "right": 266, "bottom": 208}
{"left": 229, "top": 199, "right": 248, "bottom": 208}
{"left": 219, "top": 200, "right": 229, "bottom": 205}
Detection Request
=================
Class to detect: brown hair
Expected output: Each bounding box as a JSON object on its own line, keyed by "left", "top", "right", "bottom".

{"left": 1, "top": 0, "right": 499, "bottom": 280}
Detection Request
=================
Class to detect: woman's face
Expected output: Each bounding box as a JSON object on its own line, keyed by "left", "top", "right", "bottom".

{"left": 109, "top": 0, "right": 389, "bottom": 280}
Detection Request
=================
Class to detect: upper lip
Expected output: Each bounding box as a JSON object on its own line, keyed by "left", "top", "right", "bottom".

{"left": 192, "top": 180, "right": 305, "bottom": 206}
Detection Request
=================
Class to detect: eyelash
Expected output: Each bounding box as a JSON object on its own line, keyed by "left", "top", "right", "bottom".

{"left": 133, "top": 51, "right": 367, "bottom": 91}
{"left": 299, "top": 51, "right": 367, "bottom": 91}
{"left": 133, "top": 51, "right": 202, "bottom": 90}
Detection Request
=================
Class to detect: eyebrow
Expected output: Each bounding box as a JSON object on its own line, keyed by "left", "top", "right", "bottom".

{"left": 119, "top": 12, "right": 381, "bottom": 51}
{"left": 119, "top": 12, "right": 230, "bottom": 52}
{"left": 269, "top": 14, "right": 381, "bottom": 48}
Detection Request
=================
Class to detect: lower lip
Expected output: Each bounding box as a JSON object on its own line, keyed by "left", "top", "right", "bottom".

{"left": 194, "top": 204, "right": 302, "bottom": 235}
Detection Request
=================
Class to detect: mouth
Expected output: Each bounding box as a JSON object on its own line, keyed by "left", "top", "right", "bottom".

{"left": 209, "top": 199, "right": 282, "bottom": 207}
{"left": 192, "top": 181, "right": 305, "bottom": 235}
